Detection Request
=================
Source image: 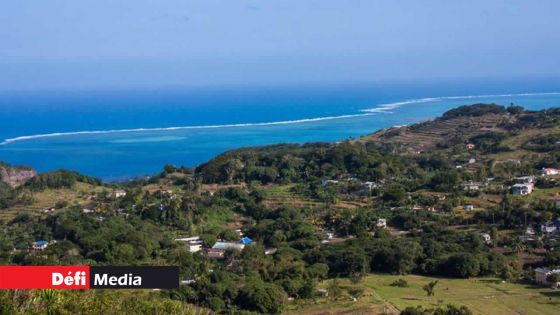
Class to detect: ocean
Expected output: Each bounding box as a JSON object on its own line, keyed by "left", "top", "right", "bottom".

{"left": 1, "top": 79, "right": 560, "bottom": 181}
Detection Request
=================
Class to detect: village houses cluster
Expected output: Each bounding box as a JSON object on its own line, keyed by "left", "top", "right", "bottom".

{"left": 175, "top": 230, "right": 257, "bottom": 260}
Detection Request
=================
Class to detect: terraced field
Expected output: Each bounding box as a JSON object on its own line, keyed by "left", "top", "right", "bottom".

{"left": 263, "top": 184, "right": 367, "bottom": 210}
{"left": 362, "top": 114, "right": 510, "bottom": 151}
{"left": 0, "top": 182, "right": 104, "bottom": 222}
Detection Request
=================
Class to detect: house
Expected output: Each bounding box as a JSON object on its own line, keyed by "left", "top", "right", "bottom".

{"left": 207, "top": 248, "right": 225, "bottom": 259}
{"left": 535, "top": 267, "right": 560, "bottom": 287}
{"left": 175, "top": 236, "right": 203, "bottom": 253}
{"left": 187, "top": 241, "right": 203, "bottom": 253}
{"left": 180, "top": 279, "right": 196, "bottom": 285}
{"left": 541, "top": 168, "right": 560, "bottom": 176}
{"left": 362, "top": 181, "right": 379, "bottom": 191}
{"left": 466, "top": 143, "right": 475, "bottom": 150}
{"left": 240, "top": 237, "right": 253, "bottom": 245}
{"left": 321, "top": 179, "right": 339, "bottom": 186}
{"left": 41, "top": 208, "right": 55, "bottom": 213}
{"left": 512, "top": 183, "right": 533, "bottom": 195}
{"left": 32, "top": 240, "right": 49, "bottom": 251}
{"left": 212, "top": 242, "right": 245, "bottom": 251}
{"left": 480, "top": 233, "right": 492, "bottom": 244}
{"left": 540, "top": 221, "right": 558, "bottom": 235}
{"left": 377, "top": 218, "right": 387, "bottom": 229}
{"left": 463, "top": 182, "right": 480, "bottom": 191}
{"left": 468, "top": 158, "right": 476, "bottom": 164}
{"left": 175, "top": 236, "right": 200, "bottom": 242}
{"left": 455, "top": 165, "right": 463, "bottom": 169}
{"left": 464, "top": 204, "right": 475, "bottom": 211}
{"left": 515, "top": 176, "right": 536, "bottom": 184}
{"left": 325, "top": 232, "right": 334, "bottom": 239}
{"left": 82, "top": 208, "right": 94, "bottom": 213}
{"left": 317, "top": 288, "right": 329, "bottom": 297}
{"left": 110, "top": 190, "right": 127, "bottom": 198}
{"left": 264, "top": 248, "right": 278, "bottom": 255}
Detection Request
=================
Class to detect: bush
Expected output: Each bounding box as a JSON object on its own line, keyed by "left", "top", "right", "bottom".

{"left": 390, "top": 278, "right": 409, "bottom": 287}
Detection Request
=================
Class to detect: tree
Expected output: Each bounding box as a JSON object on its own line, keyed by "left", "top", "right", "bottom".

{"left": 235, "top": 279, "right": 284, "bottom": 314}
{"left": 401, "top": 304, "right": 472, "bottom": 315}
{"left": 422, "top": 280, "right": 438, "bottom": 296}
{"left": 546, "top": 273, "right": 560, "bottom": 289}
{"left": 327, "top": 278, "right": 342, "bottom": 299}
{"left": 443, "top": 254, "right": 481, "bottom": 278}
{"left": 382, "top": 184, "right": 406, "bottom": 204}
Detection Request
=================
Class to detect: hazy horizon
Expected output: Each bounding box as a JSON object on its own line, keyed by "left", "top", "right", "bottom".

{"left": 2, "top": 1, "right": 560, "bottom": 91}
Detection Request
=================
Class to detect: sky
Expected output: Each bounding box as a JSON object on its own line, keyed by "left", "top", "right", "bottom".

{"left": 1, "top": 0, "right": 559, "bottom": 90}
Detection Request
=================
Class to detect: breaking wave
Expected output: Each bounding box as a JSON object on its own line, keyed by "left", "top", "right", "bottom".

{"left": 2, "top": 92, "right": 559, "bottom": 145}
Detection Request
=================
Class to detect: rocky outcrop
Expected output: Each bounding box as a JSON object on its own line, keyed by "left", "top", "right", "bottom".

{"left": 0, "top": 163, "right": 37, "bottom": 188}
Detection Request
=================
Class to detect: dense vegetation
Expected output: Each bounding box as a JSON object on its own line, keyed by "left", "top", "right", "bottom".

{"left": 1, "top": 104, "right": 560, "bottom": 314}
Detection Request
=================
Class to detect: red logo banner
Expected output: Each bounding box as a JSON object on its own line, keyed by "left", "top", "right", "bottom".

{"left": 0, "top": 266, "right": 90, "bottom": 289}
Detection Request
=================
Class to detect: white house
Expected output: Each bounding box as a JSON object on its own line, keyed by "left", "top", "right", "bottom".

{"left": 377, "top": 218, "right": 387, "bottom": 229}
{"left": 187, "top": 241, "right": 203, "bottom": 253}
{"left": 535, "top": 267, "right": 560, "bottom": 287}
{"left": 541, "top": 168, "right": 560, "bottom": 176}
{"left": 480, "top": 233, "right": 492, "bottom": 244}
{"left": 110, "top": 189, "right": 127, "bottom": 198}
{"left": 32, "top": 240, "right": 49, "bottom": 251}
{"left": 321, "top": 179, "right": 339, "bottom": 186}
{"left": 463, "top": 182, "right": 480, "bottom": 191}
{"left": 264, "top": 248, "right": 278, "bottom": 255}
{"left": 468, "top": 158, "right": 476, "bottom": 164}
{"left": 541, "top": 222, "right": 558, "bottom": 235}
{"left": 174, "top": 236, "right": 200, "bottom": 242}
{"left": 362, "top": 181, "right": 379, "bottom": 191}
{"left": 512, "top": 183, "right": 533, "bottom": 195}
{"left": 464, "top": 204, "right": 475, "bottom": 211}
{"left": 515, "top": 176, "right": 536, "bottom": 184}
{"left": 175, "top": 236, "right": 203, "bottom": 253}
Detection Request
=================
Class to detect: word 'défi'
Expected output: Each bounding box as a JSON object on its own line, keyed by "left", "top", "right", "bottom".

{"left": 52, "top": 271, "right": 87, "bottom": 286}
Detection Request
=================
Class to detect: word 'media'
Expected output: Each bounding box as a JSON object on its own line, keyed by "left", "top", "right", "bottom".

{"left": 93, "top": 273, "right": 142, "bottom": 286}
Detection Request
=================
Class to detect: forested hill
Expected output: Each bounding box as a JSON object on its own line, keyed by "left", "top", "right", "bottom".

{"left": 195, "top": 104, "right": 560, "bottom": 184}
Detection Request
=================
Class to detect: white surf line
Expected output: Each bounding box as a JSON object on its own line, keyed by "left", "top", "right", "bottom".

{"left": 2, "top": 91, "right": 560, "bottom": 146}
{"left": 360, "top": 92, "right": 560, "bottom": 113}
{"left": 0, "top": 113, "right": 374, "bottom": 145}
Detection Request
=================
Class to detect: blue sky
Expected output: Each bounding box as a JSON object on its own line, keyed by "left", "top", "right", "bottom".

{"left": 1, "top": 0, "right": 559, "bottom": 90}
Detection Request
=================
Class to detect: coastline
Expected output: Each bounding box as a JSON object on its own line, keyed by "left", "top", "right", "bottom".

{"left": 1, "top": 92, "right": 560, "bottom": 181}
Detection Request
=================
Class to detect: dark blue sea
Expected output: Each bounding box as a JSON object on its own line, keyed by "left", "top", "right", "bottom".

{"left": 1, "top": 78, "right": 559, "bottom": 181}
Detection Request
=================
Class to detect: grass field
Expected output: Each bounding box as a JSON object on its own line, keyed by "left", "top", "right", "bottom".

{"left": 289, "top": 274, "right": 560, "bottom": 315}
{"left": 0, "top": 182, "right": 105, "bottom": 222}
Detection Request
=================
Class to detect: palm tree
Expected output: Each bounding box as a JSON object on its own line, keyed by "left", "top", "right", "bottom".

{"left": 422, "top": 280, "right": 438, "bottom": 296}
{"left": 511, "top": 239, "right": 527, "bottom": 254}
{"left": 34, "top": 289, "right": 62, "bottom": 315}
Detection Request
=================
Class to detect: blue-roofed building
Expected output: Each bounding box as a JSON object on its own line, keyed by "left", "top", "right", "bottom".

{"left": 240, "top": 237, "right": 253, "bottom": 245}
